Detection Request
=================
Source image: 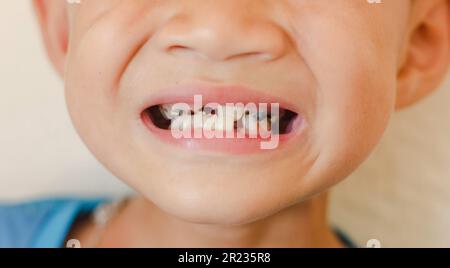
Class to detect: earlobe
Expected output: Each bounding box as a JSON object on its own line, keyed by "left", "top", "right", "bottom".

{"left": 396, "top": 0, "right": 450, "bottom": 109}
{"left": 33, "top": 0, "right": 69, "bottom": 78}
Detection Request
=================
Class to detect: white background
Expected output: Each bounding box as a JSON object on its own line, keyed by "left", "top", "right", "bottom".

{"left": 1, "top": 1, "right": 450, "bottom": 247}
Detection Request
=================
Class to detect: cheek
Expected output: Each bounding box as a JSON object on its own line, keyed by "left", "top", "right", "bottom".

{"left": 295, "top": 21, "right": 399, "bottom": 182}
{"left": 310, "top": 51, "right": 397, "bottom": 183}
{"left": 64, "top": 3, "right": 153, "bottom": 164}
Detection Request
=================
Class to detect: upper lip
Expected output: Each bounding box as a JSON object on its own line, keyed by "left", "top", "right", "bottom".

{"left": 138, "top": 82, "right": 302, "bottom": 114}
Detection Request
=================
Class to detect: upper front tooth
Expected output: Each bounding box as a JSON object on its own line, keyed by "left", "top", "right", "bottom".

{"left": 202, "top": 112, "right": 217, "bottom": 131}
{"left": 203, "top": 106, "right": 217, "bottom": 116}
{"left": 240, "top": 113, "right": 258, "bottom": 137}
{"left": 160, "top": 104, "right": 180, "bottom": 119}
{"left": 216, "top": 105, "right": 239, "bottom": 132}
{"left": 215, "top": 113, "right": 234, "bottom": 132}
{"left": 170, "top": 114, "right": 193, "bottom": 131}
{"left": 231, "top": 106, "right": 245, "bottom": 121}
{"left": 256, "top": 110, "right": 269, "bottom": 121}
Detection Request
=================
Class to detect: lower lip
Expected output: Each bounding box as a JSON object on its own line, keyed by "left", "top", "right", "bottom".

{"left": 141, "top": 113, "right": 302, "bottom": 155}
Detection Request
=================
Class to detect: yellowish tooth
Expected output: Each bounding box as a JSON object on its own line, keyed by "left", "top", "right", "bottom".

{"left": 239, "top": 114, "right": 258, "bottom": 137}
{"left": 233, "top": 106, "right": 245, "bottom": 121}
{"left": 202, "top": 113, "right": 217, "bottom": 132}
{"left": 182, "top": 115, "right": 193, "bottom": 130}
{"left": 191, "top": 111, "right": 203, "bottom": 130}
{"left": 160, "top": 104, "right": 173, "bottom": 119}
{"left": 161, "top": 104, "right": 191, "bottom": 119}
{"left": 269, "top": 115, "right": 279, "bottom": 132}
{"left": 224, "top": 105, "right": 245, "bottom": 122}
{"left": 215, "top": 105, "right": 235, "bottom": 133}
{"left": 270, "top": 115, "right": 279, "bottom": 123}
{"left": 214, "top": 116, "right": 226, "bottom": 132}
{"left": 170, "top": 114, "right": 192, "bottom": 131}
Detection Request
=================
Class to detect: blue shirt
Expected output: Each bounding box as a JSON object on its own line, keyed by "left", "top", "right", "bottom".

{"left": 0, "top": 198, "right": 107, "bottom": 248}
{"left": 0, "top": 198, "right": 357, "bottom": 248}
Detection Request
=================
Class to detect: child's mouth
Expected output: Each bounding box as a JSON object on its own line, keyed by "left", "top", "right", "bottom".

{"left": 139, "top": 84, "right": 304, "bottom": 154}
{"left": 143, "top": 103, "right": 298, "bottom": 136}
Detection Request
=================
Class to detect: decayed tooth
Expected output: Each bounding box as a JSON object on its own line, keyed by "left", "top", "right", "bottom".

{"left": 270, "top": 115, "right": 279, "bottom": 130}
{"left": 259, "top": 115, "right": 280, "bottom": 137}
{"left": 202, "top": 112, "right": 217, "bottom": 131}
{"left": 268, "top": 105, "right": 281, "bottom": 133}
{"left": 239, "top": 113, "right": 259, "bottom": 137}
{"left": 258, "top": 116, "right": 270, "bottom": 133}
{"left": 159, "top": 104, "right": 172, "bottom": 119}
{"left": 163, "top": 103, "right": 283, "bottom": 136}
{"left": 215, "top": 105, "right": 237, "bottom": 133}
{"left": 160, "top": 104, "right": 192, "bottom": 119}
{"left": 192, "top": 113, "right": 204, "bottom": 130}
{"left": 203, "top": 106, "right": 217, "bottom": 116}
{"left": 201, "top": 105, "right": 219, "bottom": 132}
{"left": 255, "top": 110, "right": 268, "bottom": 121}
{"left": 227, "top": 105, "right": 245, "bottom": 122}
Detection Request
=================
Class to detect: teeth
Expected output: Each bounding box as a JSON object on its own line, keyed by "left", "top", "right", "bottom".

{"left": 160, "top": 104, "right": 280, "bottom": 135}
{"left": 239, "top": 113, "right": 259, "bottom": 137}
{"left": 202, "top": 112, "right": 217, "bottom": 131}
{"left": 270, "top": 115, "right": 279, "bottom": 131}
{"left": 214, "top": 116, "right": 233, "bottom": 132}
{"left": 215, "top": 105, "right": 237, "bottom": 132}
{"left": 254, "top": 110, "right": 267, "bottom": 121}
{"left": 230, "top": 106, "right": 245, "bottom": 122}
{"left": 160, "top": 104, "right": 187, "bottom": 119}
{"left": 170, "top": 114, "right": 193, "bottom": 132}
{"left": 202, "top": 106, "right": 217, "bottom": 116}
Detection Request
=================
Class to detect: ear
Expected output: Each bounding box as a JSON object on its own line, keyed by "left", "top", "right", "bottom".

{"left": 396, "top": 0, "right": 450, "bottom": 109}
{"left": 33, "top": 0, "right": 69, "bottom": 77}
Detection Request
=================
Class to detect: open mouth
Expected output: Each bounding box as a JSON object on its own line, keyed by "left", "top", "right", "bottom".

{"left": 138, "top": 84, "right": 304, "bottom": 154}
{"left": 142, "top": 103, "right": 299, "bottom": 136}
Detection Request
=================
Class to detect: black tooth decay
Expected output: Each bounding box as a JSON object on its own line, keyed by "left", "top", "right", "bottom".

{"left": 144, "top": 105, "right": 299, "bottom": 134}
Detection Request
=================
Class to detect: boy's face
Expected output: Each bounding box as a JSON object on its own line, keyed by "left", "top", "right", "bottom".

{"left": 36, "top": 0, "right": 448, "bottom": 224}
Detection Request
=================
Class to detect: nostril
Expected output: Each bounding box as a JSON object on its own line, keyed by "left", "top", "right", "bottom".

{"left": 155, "top": 13, "right": 289, "bottom": 62}
{"left": 166, "top": 45, "right": 209, "bottom": 60}
{"left": 166, "top": 45, "right": 191, "bottom": 54}
{"left": 225, "top": 51, "right": 275, "bottom": 62}
{"left": 167, "top": 46, "right": 275, "bottom": 62}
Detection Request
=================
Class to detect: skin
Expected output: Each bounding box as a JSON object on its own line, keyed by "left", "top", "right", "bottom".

{"left": 33, "top": 0, "right": 449, "bottom": 247}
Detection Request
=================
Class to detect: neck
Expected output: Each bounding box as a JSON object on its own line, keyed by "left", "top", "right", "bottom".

{"left": 95, "top": 192, "right": 342, "bottom": 248}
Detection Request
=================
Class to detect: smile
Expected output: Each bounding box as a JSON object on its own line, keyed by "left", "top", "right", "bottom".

{"left": 140, "top": 84, "right": 304, "bottom": 154}
{"left": 144, "top": 101, "right": 298, "bottom": 137}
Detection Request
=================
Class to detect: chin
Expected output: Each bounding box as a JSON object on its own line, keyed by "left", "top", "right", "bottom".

{"left": 137, "top": 177, "right": 294, "bottom": 226}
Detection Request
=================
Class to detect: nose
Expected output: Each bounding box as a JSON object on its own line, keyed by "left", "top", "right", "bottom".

{"left": 152, "top": 4, "right": 290, "bottom": 62}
